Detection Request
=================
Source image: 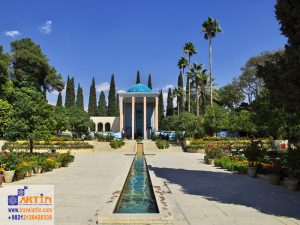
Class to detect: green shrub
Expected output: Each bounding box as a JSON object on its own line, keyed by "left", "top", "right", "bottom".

{"left": 151, "top": 135, "right": 159, "bottom": 141}
{"left": 244, "top": 140, "right": 267, "bottom": 165}
{"left": 156, "top": 140, "right": 170, "bottom": 149}
{"left": 110, "top": 140, "right": 125, "bottom": 149}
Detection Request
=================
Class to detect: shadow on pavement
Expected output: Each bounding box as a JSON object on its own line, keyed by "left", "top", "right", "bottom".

{"left": 149, "top": 165, "right": 300, "bottom": 220}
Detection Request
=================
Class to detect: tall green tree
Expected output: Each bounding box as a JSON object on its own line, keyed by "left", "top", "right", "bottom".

{"left": 177, "top": 57, "right": 189, "bottom": 74}
{"left": 173, "top": 87, "right": 184, "bottom": 116}
{"left": 233, "top": 51, "right": 275, "bottom": 105}
{"left": 65, "top": 76, "right": 75, "bottom": 108}
{"left": 0, "top": 46, "right": 10, "bottom": 93}
{"left": 108, "top": 74, "right": 117, "bottom": 116}
{"left": 259, "top": 0, "right": 300, "bottom": 116}
{"left": 0, "top": 99, "right": 13, "bottom": 136}
{"left": 166, "top": 87, "right": 174, "bottom": 116}
{"left": 5, "top": 87, "right": 55, "bottom": 153}
{"left": 10, "top": 38, "right": 64, "bottom": 96}
{"left": 183, "top": 43, "right": 197, "bottom": 113}
{"left": 204, "top": 104, "right": 229, "bottom": 135}
{"left": 53, "top": 106, "right": 70, "bottom": 133}
{"left": 76, "top": 83, "right": 84, "bottom": 110}
{"left": 178, "top": 72, "right": 185, "bottom": 113}
{"left": 187, "top": 63, "right": 206, "bottom": 116}
{"left": 147, "top": 74, "right": 152, "bottom": 89}
{"left": 136, "top": 70, "right": 141, "bottom": 84}
{"left": 98, "top": 91, "right": 107, "bottom": 116}
{"left": 183, "top": 42, "right": 197, "bottom": 64}
{"left": 218, "top": 84, "right": 244, "bottom": 109}
{"left": 88, "top": 78, "right": 97, "bottom": 116}
{"left": 68, "top": 105, "right": 90, "bottom": 135}
{"left": 201, "top": 17, "right": 222, "bottom": 106}
{"left": 158, "top": 90, "right": 164, "bottom": 128}
{"left": 56, "top": 92, "right": 63, "bottom": 107}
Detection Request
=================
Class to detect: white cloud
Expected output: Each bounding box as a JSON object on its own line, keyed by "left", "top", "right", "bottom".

{"left": 51, "top": 89, "right": 66, "bottom": 96}
{"left": 40, "top": 20, "right": 53, "bottom": 34}
{"left": 117, "top": 89, "right": 126, "bottom": 94}
{"left": 4, "top": 30, "right": 20, "bottom": 38}
{"left": 96, "top": 82, "right": 110, "bottom": 92}
{"left": 162, "top": 84, "right": 174, "bottom": 92}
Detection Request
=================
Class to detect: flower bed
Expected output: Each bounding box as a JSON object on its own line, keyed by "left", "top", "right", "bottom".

{"left": 0, "top": 151, "right": 75, "bottom": 182}
{"left": 2, "top": 141, "right": 93, "bottom": 151}
{"left": 185, "top": 137, "right": 271, "bottom": 153}
{"left": 204, "top": 139, "right": 300, "bottom": 190}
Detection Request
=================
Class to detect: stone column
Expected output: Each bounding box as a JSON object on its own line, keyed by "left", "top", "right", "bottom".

{"left": 154, "top": 96, "right": 159, "bottom": 131}
{"left": 143, "top": 97, "right": 147, "bottom": 140}
{"left": 119, "top": 96, "right": 123, "bottom": 132}
{"left": 131, "top": 96, "right": 135, "bottom": 140}
{"left": 95, "top": 122, "right": 98, "bottom": 132}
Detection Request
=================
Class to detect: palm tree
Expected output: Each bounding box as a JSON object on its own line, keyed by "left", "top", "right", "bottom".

{"left": 187, "top": 63, "right": 205, "bottom": 116}
{"left": 177, "top": 57, "right": 188, "bottom": 74}
{"left": 201, "top": 17, "right": 222, "bottom": 107}
{"left": 183, "top": 42, "right": 197, "bottom": 63}
{"left": 173, "top": 87, "right": 184, "bottom": 116}
{"left": 199, "top": 69, "right": 208, "bottom": 114}
{"left": 183, "top": 42, "right": 197, "bottom": 112}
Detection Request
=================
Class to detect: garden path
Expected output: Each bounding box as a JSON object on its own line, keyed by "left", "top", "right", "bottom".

{"left": 147, "top": 152, "right": 300, "bottom": 225}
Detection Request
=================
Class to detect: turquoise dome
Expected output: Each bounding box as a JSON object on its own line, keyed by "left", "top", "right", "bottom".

{"left": 127, "top": 83, "right": 152, "bottom": 93}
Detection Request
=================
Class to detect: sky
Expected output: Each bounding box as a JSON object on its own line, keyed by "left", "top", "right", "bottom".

{"left": 0, "top": 0, "right": 286, "bottom": 108}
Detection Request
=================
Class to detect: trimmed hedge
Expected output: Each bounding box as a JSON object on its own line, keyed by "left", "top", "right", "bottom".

{"left": 214, "top": 157, "right": 248, "bottom": 174}
{"left": 156, "top": 140, "right": 170, "bottom": 149}
{"left": 110, "top": 140, "right": 125, "bottom": 149}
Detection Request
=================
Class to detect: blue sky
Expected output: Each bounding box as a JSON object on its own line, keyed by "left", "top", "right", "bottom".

{"left": 0, "top": 0, "right": 286, "bottom": 108}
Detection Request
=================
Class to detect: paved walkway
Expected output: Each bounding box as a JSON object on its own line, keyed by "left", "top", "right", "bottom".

{"left": 147, "top": 152, "right": 300, "bottom": 225}
{"left": 4, "top": 151, "right": 133, "bottom": 225}
{"left": 3, "top": 149, "right": 300, "bottom": 225}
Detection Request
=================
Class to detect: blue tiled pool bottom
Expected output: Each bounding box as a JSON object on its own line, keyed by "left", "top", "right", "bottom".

{"left": 114, "top": 153, "right": 159, "bottom": 213}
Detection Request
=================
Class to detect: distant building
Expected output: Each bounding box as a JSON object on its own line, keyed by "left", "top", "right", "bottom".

{"left": 90, "top": 83, "right": 159, "bottom": 139}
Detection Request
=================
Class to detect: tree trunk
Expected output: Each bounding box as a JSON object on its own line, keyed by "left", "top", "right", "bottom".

{"left": 29, "top": 140, "right": 34, "bottom": 153}
{"left": 188, "top": 56, "right": 191, "bottom": 112}
{"left": 177, "top": 97, "right": 180, "bottom": 116}
{"left": 188, "top": 78, "right": 191, "bottom": 112}
{"left": 196, "top": 78, "right": 199, "bottom": 116}
{"left": 201, "top": 81, "right": 205, "bottom": 114}
{"left": 209, "top": 37, "right": 213, "bottom": 106}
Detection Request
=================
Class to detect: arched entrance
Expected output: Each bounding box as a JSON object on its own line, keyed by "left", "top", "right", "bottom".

{"left": 105, "top": 122, "right": 111, "bottom": 132}
{"left": 98, "top": 123, "right": 103, "bottom": 132}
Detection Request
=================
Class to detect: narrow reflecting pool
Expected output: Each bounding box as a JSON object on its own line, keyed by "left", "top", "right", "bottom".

{"left": 114, "top": 144, "right": 159, "bottom": 213}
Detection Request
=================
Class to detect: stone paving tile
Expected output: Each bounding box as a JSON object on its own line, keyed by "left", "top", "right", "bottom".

{"left": 147, "top": 151, "right": 300, "bottom": 225}
{"left": 5, "top": 151, "right": 133, "bottom": 225}
{"left": 3, "top": 148, "right": 300, "bottom": 225}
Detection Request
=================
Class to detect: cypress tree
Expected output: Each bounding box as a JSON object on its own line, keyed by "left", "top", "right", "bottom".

{"left": 65, "top": 76, "right": 75, "bottom": 108}
{"left": 136, "top": 70, "right": 141, "bottom": 84}
{"left": 147, "top": 74, "right": 152, "bottom": 89}
{"left": 185, "top": 78, "right": 189, "bottom": 111}
{"left": 70, "top": 77, "right": 75, "bottom": 107}
{"left": 64, "top": 75, "right": 70, "bottom": 107}
{"left": 158, "top": 89, "right": 164, "bottom": 128}
{"left": 88, "top": 78, "right": 97, "bottom": 116}
{"left": 56, "top": 92, "right": 63, "bottom": 107}
{"left": 76, "top": 83, "right": 84, "bottom": 110}
{"left": 178, "top": 72, "right": 185, "bottom": 113}
{"left": 98, "top": 91, "right": 107, "bottom": 116}
{"left": 166, "top": 88, "right": 174, "bottom": 116}
{"left": 108, "top": 74, "right": 117, "bottom": 116}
